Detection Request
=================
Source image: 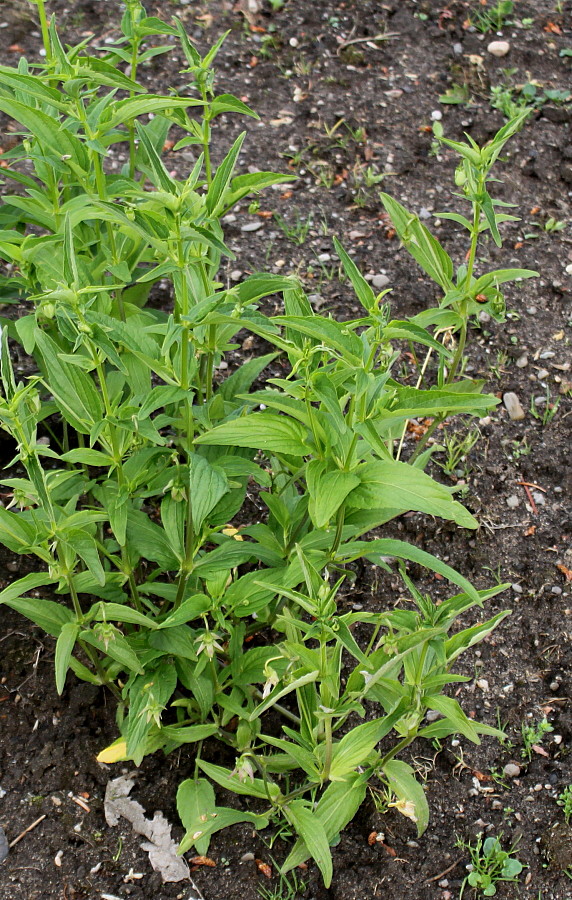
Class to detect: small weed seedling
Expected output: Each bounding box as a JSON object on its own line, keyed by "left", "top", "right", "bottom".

{"left": 458, "top": 833, "right": 524, "bottom": 897}
{"left": 558, "top": 786, "right": 572, "bottom": 824}
{"left": 436, "top": 427, "right": 481, "bottom": 477}
{"left": 257, "top": 868, "right": 307, "bottom": 900}
{"left": 274, "top": 210, "right": 313, "bottom": 245}
{"left": 469, "top": 1, "right": 514, "bottom": 34}
{"left": 521, "top": 716, "right": 554, "bottom": 761}
{"left": 530, "top": 390, "right": 560, "bottom": 426}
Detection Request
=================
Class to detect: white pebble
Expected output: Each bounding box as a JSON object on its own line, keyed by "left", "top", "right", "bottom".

{"left": 487, "top": 40, "right": 510, "bottom": 57}
{"left": 241, "top": 221, "right": 264, "bottom": 232}
{"left": 431, "top": 110, "right": 442, "bottom": 121}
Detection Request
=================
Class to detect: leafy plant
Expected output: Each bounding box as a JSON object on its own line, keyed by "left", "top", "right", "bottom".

{"left": 521, "top": 716, "right": 554, "bottom": 761}
{"left": 530, "top": 390, "right": 560, "bottom": 426}
{"left": 469, "top": 1, "right": 514, "bottom": 34}
{"left": 0, "top": 2, "right": 537, "bottom": 888}
{"left": 458, "top": 832, "right": 524, "bottom": 897}
{"left": 557, "top": 786, "right": 572, "bottom": 824}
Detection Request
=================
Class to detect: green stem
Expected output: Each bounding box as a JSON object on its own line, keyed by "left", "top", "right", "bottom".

{"left": 378, "top": 733, "right": 416, "bottom": 771}
{"left": 35, "top": 0, "right": 53, "bottom": 66}
{"left": 322, "top": 716, "right": 333, "bottom": 783}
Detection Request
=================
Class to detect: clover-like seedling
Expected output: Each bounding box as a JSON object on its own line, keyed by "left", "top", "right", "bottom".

{"left": 458, "top": 833, "right": 524, "bottom": 897}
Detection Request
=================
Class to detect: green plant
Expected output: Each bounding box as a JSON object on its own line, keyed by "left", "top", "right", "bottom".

{"left": 439, "top": 83, "right": 473, "bottom": 107}
{"left": 349, "top": 163, "right": 394, "bottom": 208}
{"left": 274, "top": 210, "right": 313, "bottom": 245}
{"left": 436, "top": 427, "right": 480, "bottom": 477}
{"left": 525, "top": 216, "right": 566, "bottom": 238}
{"left": 257, "top": 866, "right": 307, "bottom": 900}
{"left": 507, "top": 438, "right": 531, "bottom": 460}
{"left": 521, "top": 716, "right": 554, "bottom": 761}
{"left": 469, "top": 1, "right": 514, "bottom": 34}
{"left": 558, "top": 786, "right": 572, "bottom": 824}
{"left": 0, "top": 5, "right": 536, "bottom": 888}
{"left": 530, "top": 389, "right": 560, "bottom": 425}
{"left": 458, "top": 832, "right": 524, "bottom": 897}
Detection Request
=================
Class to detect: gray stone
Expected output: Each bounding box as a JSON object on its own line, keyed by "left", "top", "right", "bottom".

{"left": 506, "top": 494, "right": 520, "bottom": 509}
{"left": 503, "top": 763, "right": 521, "bottom": 778}
{"left": 241, "top": 221, "right": 264, "bottom": 232}
{"left": 487, "top": 40, "right": 510, "bottom": 57}
{"left": 503, "top": 392, "right": 525, "bottom": 420}
{"left": 372, "top": 274, "right": 390, "bottom": 290}
{"left": 516, "top": 354, "right": 528, "bottom": 368}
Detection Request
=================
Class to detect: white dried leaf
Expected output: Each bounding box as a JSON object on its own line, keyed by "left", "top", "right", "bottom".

{"left": 104, "top": 775, "right": 189, "bottom": 883}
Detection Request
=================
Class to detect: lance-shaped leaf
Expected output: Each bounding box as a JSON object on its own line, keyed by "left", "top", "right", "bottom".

{"left": 382, "top": 759, "right": 429, "bottom": 836}
{"left": 347, "top": 460, "right": 478, "bottom": 529}
{"left": 34, "top": 330, "right": 103, "bottom": 434}
{"left": 55, "top": 622, "right": 80, "bottom": 695}
{"left": 195, "top": 412, "right": 310, "bottom": 456}
{"left": 284, "top": 800, "right": 333, "bottom": 888}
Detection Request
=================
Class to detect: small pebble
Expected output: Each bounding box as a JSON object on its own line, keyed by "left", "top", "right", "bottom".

{"left": 431, "top": 110, "right": 443, "bottom": 121}
{"left": 540, "top": 351, "right": 555, "bottom": 359}
{"left": 241, "top": 221, "right": 264, "bottom": 232}
{"left": 536, "top": 368, "right": 549, "bottom": 380}
{"left": 453, "top": 42, "right": 463, "bottom": 55}
{"left": 554, "top": 735, "right": 563, "bottom": 745}
{"left": 317, "top": 252, "right": 331, "bottom": 262}
{"left": 289, "top": 37, "right": 299, "bottom": 47}
{"left": 506, "top": 495, "right": 520, "bottom": 509}
{"left": 419, "top": 207, "right": 432, "bottom": 219}
{"left": 487, "top": 40, "right": 510, "bottom": 57}
{"left": 550, "top": 681, "right": 560, "bottom": 691}
{"left": 565, "top": 263, "right": 572, "bottom": 275}
{"left": 503, "top": 391, "right": 525, "bottom": 421}
{"left": 503, "top": 763, "right": 521, "bottom": 778}
{"left": 478, "top": 310, "right": 491, "bottom": 324}
{"left": 230, "top": 269, "right": 243, "bottom": 282}
{"left": 532, "top": 492, "right": 545, "bottom": 506}
{"left": 372, "top": 273, "right": 390, "bottom": 290}
{"left": 241, "top": 852, "right": 255, "bottom": 862}
{"left": 511, "top": 583, "right": 523, "bottom": 593}
{"left": 527, "top": 306, "right": 537, "bottom": 315}
{"left": 385, "top": 89, "right": 403, "bottom": 100}
{"left": 516, "top": 354, "right": 528, "bottom": 368}
{"left": 551, "top": 586, "right": 562, "bottom": 595}
{"left": 476, "top": 678, "right": 489, "bottom": 692}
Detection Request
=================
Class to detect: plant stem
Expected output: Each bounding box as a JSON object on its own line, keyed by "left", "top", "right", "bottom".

{"left": 35, "top": 0, "right": 53, "bottom": 66}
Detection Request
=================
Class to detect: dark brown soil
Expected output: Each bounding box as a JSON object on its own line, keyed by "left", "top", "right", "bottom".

{"left": 1, "top": 1, "right": 571, "bottom": 899}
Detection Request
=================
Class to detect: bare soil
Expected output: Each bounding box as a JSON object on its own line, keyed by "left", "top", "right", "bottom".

{"left": 1, "top": 1, "right": 571, "bottom": 899}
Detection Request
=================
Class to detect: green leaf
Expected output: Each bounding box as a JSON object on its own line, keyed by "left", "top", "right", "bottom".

{"left": 198, "top": 760, "right": 282, "bottom": 801}
{"left": 333, "top": 236, "right": 376, "bottom": 311}
{"left": 188, "top": 454, "right": 230, "bottom": 529}
{"left": 423, "top": 694, "right": 480, "bottom": 743}
{"left": 206, "top": 131, "right": 246, "bottom": 217}
{"left": 55, "top": 622, "right": 80, "bottom": 695}
{"left": 306, "top": 460, "right": 360, "bottom": 528}
{"left": 35, "top": 330, "right": 103, "bottom": 433}
{"left": 160, "top": 723, "right": 218, "bottom": 743}
{"left": 472, "top": 268, "right": 538, "bottom": 294}
{"left": 380, "top": 193, "right": 454, "bottom": 291}
{"left": 282, "top": 774, "right": 367, "bottom": 874}
{"left": 382, "top": 759, "right": 429, "bottom": 836}
{"left": 157, "top": 594, "right": 211, "bottom": 628}
{"left": 126, "top": 509, "right": 180, "bottom": 570}
{"left": 60, "top": 448, "right": 113, "bottom": 467}
{"left": 104, "top": 95, "right": 204, "bottom": 131}
{"left": 339, "top": 538, "right": 480, "bottom": 603}
{"left": 64, "top": 530, "right": 105, "bottom": 586}
{"left": 1, "top": 595, "right": 74, "bottom": 637}
{"left": 177, "top": 778, "right": 216, "bottom": 856}
{"left": 135, "top": 119, "right": 178, "bottom": 193}
{"left": 92, "top": 602, "right": 158, "bottom": 630}
{"left": 195, "top": 412, "right": 309, "bottom": 456}
{"left": 348, "top": 460, "right": 478, "bottom": 529}
{"left": 285, "top": 800, "right": 333, "bottom": 888}
{"left": 0, "top": 507, "right": 37, "bottom": 552}
{"left": 80, "top": 628, "right": 144, "bottom": 675}
{"left": 329, "top": 717, "right": 387, "bottom": 781}
{"left": 249, "top": 670, "right": 319, "bottom": 721}
{"left": 210, "top": 93, "right": 258, "bottom": 119}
